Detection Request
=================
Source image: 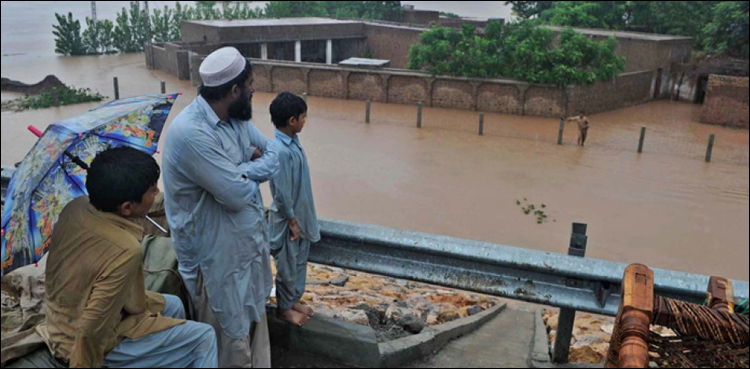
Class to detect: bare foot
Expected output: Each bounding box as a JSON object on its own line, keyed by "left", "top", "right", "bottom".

{"left": 279, "top": 309, "right": 310, "bottom": 327}
{"left": 293, "top": 302, "right": 314, "bottom": 317}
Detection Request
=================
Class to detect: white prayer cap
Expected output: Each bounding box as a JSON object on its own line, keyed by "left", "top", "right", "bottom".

{"left": 199, "top": 47, "right": 248, "bottom": 87}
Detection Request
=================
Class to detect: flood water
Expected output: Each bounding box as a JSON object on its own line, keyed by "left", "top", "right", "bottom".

{"left": 3, "top": 0, "right": 749, "bottom": 282}
{"left": 2, "top": 50, "right": 748, "bottom": 281}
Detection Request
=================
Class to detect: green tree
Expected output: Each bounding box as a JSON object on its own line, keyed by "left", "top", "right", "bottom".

{"left": 128, "top": 1, "right": 149, "bottom": 48}
{"left": 221, "top": 2, "right": 240, "bottom": 19}
{"left": 98, "top": 20, "right": 116, "bottom": 54}
{"left": 543, "top": 1, "right": 607, "bottom": 29}
{"left": 541, "top": 1, "right": 629, "bottom": 30}
{"left": 195, "top": 1, "right": 216, "bottom": 9}
{"left": 113, "top": 7, "right": 136, "bottom": 51}
{"left": 333, "top": 6, "right": 359, "bottom": 19}
{"left": 82, "top": 17, "right": 101, "bottom": 55}
{"left": 152, "top": 7, "right": 173, "bottom": 43}
{"left": 408, "top": 21, "right": 625, "bottom": 87}
{"left": 409, "top": 24, "right": 503, "bottom": 77}
{"left": 361, "top": 1, "right": 402, "bottom": 20}
{"left": 505, "top": 1, "right": 554, "bottom": 19}
{"left": 440, "top": 12, "right": 461, "bottom": 19}
{"left": 407, "top": 25, "right": 463, "bottom": 76}
{"left": 194, "top": 3, "right": 220, "bottom": 20}
{"left": 82, "top": 18, "right": 115, "bottom": 54}
{"left": 702, "top": 1, "right": 749, "bottom": 58}
{"left": 264, "top": 1, "right": 401, "bottom": 20}
{"left": 113, "top": 2, "right": 150, "bottom": 52}
{"left": 171, "top": 2, "right": 192, "bottom": 40}
{"left": 53, "top": 12, "right": 86, "bottom": 56}
{"left": 627, "top": 2, "right": 714, "bottom": 39}
{"left": 264, "top": 1, "right": 328, "bottom": 18}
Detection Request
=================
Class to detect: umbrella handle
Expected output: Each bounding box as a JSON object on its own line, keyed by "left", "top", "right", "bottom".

{"left": 27, "top": 125, "right": 90, "bottom": 171}
{"left": 28, "top": 125, "right": 43, "bottom": 138}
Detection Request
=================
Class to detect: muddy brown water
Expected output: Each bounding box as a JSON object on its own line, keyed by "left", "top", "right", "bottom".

{"left": 2, "top": 51, "right": 748, "bottom": 282}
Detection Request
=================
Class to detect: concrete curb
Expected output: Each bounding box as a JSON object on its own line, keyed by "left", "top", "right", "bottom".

{"left": 267, "top": 303, "right": 507, "bottom": 368}
{"left": 379, "top": 303, "right": 507, "bottom": 368}
{"left": 531, "top": 309, "right": 552, "bottom": 365}
{"left": 267, "top": 305, "right": 381, "bottom": 367}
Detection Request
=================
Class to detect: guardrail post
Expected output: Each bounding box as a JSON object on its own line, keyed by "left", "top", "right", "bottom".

{"left": 553, "top": 223, "right": 588, "bottom": 364}
{"left": 558, "top": 117, "right": 565, "bottom": 145}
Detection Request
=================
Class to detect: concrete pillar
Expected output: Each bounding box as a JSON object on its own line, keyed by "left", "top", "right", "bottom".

{"left": 470, "top": 81, "right": 483, "bottom": 111}
{"left": 301, "top": 68, "right": 311, "bottom": 96}
{"left": 341, "top": 71, "right": 351, "bottom": 99}
{"left": 295, "top": 41, "right": 302, "bottom": 63}
{"left": 268, "top": 66, "right": 275, "bottom": 92}
{"left": 326, "top": 39, "right": 333, "bottom": 65}
{"left": 261, "top": 43, "right": 268, "bottom": 60}
{"left": 383, "top": 75, "right": 392, "bottom": 103}
{"left": 426, "top": 78, "right": 436, "bottom": 107}
{"left": 517, "top": 84, "right": 530, "bottom": 116}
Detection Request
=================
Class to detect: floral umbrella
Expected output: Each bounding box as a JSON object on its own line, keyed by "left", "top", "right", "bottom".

{"left": 1, "top": 93, "right": 179, "bottom": 277}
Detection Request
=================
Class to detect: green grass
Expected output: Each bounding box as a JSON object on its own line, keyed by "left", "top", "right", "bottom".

{"left": 15, "top": 86, "right": 104, "bottom": 110}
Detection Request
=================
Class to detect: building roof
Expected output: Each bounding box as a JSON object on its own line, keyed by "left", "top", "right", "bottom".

{"left": 339, "top": 58, "right": 391, "bottom": 68}
{"left": 185, "top": 17, "right": 361, "bottom": 28}
{"left": 544, "top": 26, "right": 693, "bottom": 42}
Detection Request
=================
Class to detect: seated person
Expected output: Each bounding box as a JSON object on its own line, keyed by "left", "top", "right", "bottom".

{"left": 40, "top": 147, "right": 218, "bottom": 368}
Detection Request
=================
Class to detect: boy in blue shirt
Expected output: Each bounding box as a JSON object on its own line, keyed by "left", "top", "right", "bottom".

{"left": 269, "top": 92, "right": 320, "bottom": 327}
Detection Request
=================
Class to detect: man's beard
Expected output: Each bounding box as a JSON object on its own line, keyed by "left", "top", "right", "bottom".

{"left": 228, "top": 89, "right": 253, "bottom": 121}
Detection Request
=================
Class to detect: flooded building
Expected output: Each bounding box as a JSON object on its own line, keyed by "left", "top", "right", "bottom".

{"left": 146, "top": 16, "right": 697, "bottom": 118}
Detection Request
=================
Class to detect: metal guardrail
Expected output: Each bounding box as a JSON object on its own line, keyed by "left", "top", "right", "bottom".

{"left": 313, "top": 219, "right": 749, "bottom": 317}
{"left": 2, "top": 166, "right": 748, "bottom": 317}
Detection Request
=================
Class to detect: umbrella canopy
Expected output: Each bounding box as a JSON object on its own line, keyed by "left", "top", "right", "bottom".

{"left": 1, "top": 93, "right": 179, "bottom": 277}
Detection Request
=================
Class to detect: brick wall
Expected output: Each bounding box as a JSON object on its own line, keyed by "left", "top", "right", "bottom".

{"left": 348, "top": 73, "right": 387, "bottom": 102}
{"left": 477, "top": 84, "right": 522, "bottom": 115}
{"left": 309, "top": 70, "right": 346, "bottom": 99}
{"left": 701, "top": 75, "right": 749, "bottom": 128}
{"left": 432, "top": 80, "right": 474, "bottom": 110}
{"left": 524, "top": 86, "right": 567, "bottom": 117}
{"left": 567, "top": 71, "right": 654, "bottom": 115}
{"left": 364, "top": 24, "right": 423, "bottom": 69}
{"left": 186, "top": 56, "right": 661, "bottom": 118}
{"left": 388, "top": 76, "right": 429, "bottom": 105}
{"left": 271, "top": 67, "right": 306, "bottom": 95}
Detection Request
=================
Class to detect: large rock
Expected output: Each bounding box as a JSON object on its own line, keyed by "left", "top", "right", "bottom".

{"left": 399, "top": 314, "right": 426, "bottom": 334}
{"left": 334, "top": 309, "right": 370, "bottom": 326}
{"left": 330, "top": 276, "right": 349, "bottom": 287}
{"left": 569, "top": 346, "right": 604, "bottom": 364}
{"left": 438, "top": 310, "right": 460, "bottom": 324}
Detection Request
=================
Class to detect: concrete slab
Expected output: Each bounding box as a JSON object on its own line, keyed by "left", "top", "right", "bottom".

{"left": 267, "top": 306, "right": 382, "bottom": 368}
{"left": 380, "top": 304, "right": 506, "bottom": 368}
{"left": 408, "top": 308, "right": 536, "bottom": 368}
{"left": 268, "top": 303, "right": 508, "bottom": 368}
